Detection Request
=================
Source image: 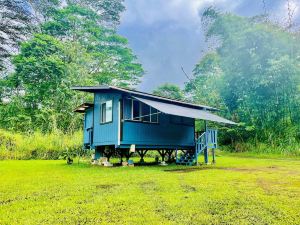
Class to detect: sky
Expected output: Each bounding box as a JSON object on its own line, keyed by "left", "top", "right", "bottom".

{"left": 118, "top": 0, "right": 300, "bottom": 92}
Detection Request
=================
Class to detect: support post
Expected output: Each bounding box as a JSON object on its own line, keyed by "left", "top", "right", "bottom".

{"left": 204, "top": 120, "right": 209, "bottom": 164}
{"left": 166, "top": 150, "right": 173, "bottom": 162}
{"left": 204, "top": 148, "right": 208, "bottom": 164}
{"left": 157, "top": 150, "right": 166, "bottom": 162}
{"left": 212, "top": 148, "right": 216, "bottom": 164}
{"left": 137, "top": 150, "right": 148, "bottom": 163}
{"left": 95, "top": 146, "right": 104, "bottom": 159}
{"left": 119, "top": 150, "right": 123, "bottom": 164}
{"left": 195, "top": 147, "right": 198, "bottom": 166}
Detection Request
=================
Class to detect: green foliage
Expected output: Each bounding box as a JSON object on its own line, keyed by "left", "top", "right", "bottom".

{"left": 153, "top": 83, "right": 184, "bottom": 100}
{"left": 67, "top": 0, "right": 125, "bottom": 26}
{"left": 0, "top": 0, "right": 34, "bottom": 72}
{"left": 0, "top": 34, "right": 84, "bottom": 132}
{"left": 187, "top": 9, "right": 300, "bottom": 151}
{"left": 0, "top": 2, "right": 143, "bottom": 133}
{"left": 12, "top": 34, "right": 66, "bottom": 102}
{"left": 0, "top": 155, "right": 300, "bottom": 223}
{"left": 42, "top": 5, "right": 143, "bottom": 87}
{"left": 0, "top": 129, "right": 83, "bottom": 159}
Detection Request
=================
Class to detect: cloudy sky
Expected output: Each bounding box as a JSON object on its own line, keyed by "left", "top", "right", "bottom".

{"left": 118, "top": 0, "right": 300, "bottom": 91}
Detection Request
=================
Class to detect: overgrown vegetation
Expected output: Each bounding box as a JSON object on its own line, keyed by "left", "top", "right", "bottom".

{"left": 184, "top": 9, "right": 300, "bottom": 154}
{"left": 0, "top": 156, "right": 299, "bottom": 224}
{"left": 0, "top": 129, "right": 83, "bottom": 159}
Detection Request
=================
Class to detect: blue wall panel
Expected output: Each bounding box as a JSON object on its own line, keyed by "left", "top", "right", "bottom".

{"left": 121, "top": 98, "right": 195, "bottom": 147}
{"left": 83, "top": 92, "right": 195, "bottom": 148}
{"left": 83, "top": 108, "right": 93, "bottom": 144}
{"left": 93, "top": 92, "right": 121, "bottom": 146}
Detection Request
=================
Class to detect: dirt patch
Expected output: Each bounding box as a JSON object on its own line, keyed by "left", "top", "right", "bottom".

{"left": 164, "top": 167, "right": 215, "bottom": 173}
{"left": 222, "top": 168, "right": 261, "bottom": 172}
{"left": 139, "top": 181, "right": 158, "bottom": 192}
{"left": 181, "top": 184, "right": 197, "bottom": 192}
{"left": 0, "top": 199, "right": 13, "bottom": 205}
{"left": 256, "top": 178, "right": 281, "bottom": 195}
{"left": 164, "top": 166, "right": 281, "bottom": 173}
{"left": 96, "top": 184, "right": 119, "bottom": 190}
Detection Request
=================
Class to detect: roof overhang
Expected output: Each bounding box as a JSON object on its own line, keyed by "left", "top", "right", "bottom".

{"left": 71, "top": 85, "right": 219, "bottom": 111}
{"left": 134, "top": 97, "right": 236, "bottom": 125}
{"left": 74, "top": 103, "right": 94, "bottom": 113}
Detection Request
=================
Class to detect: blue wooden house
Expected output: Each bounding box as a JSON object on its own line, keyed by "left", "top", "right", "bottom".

{"left": 73, "top": 85, "right": 236, "bottom": 165}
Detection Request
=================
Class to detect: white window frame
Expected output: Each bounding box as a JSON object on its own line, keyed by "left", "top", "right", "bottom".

{"left": 131, "top": 99, "right": 141, "bottom": 121}
{"left": 131, "top": 99, "right": 159, "bottom": 123}
{"left": 100, "top": 100, "right": 113, "bottom": 124}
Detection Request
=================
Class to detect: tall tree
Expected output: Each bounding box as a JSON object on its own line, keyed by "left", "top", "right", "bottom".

{"left": 153, "top": 83, "right": 184, "bottom": 100}
{"left": 42, "top": 5, "right": 143, "bottom": 87}
{"left": 0, "top": 2, "right": 144, "bottom": 133}
{"left": 1, "top": 34, "right": 83, "bottom": 132}
{"left": 0, "top": 0, "right": 33, "bottom": 73}
{"left": 186, "top": 8, "right": 300, "bottom": 144}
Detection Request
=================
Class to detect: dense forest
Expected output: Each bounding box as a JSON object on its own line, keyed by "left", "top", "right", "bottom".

{"left": 0, "top": 1, "right": 299, "bottom": 158}
{"left": 155, "top": 8, "right": 300, "bottom": 155}
{"left": 0, "top": 0, "right": 143, "bottom": 133}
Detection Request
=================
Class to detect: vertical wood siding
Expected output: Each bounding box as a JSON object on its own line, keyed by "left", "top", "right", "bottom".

{"left": 121, "top": 97, "right": 195, "bottom": 147}
{"left": 93, "top": 92, "right": 121, "bottom": 146}
{"left": 83, "top": 108, "right": 93, "bottom": 144}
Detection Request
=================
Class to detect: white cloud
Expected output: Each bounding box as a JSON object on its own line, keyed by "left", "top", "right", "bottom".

{"left": 121, "top": 0, "right": 243, "bottom": 27}
{"left": 119, "top": 0, "right": 298, "bottom": 91}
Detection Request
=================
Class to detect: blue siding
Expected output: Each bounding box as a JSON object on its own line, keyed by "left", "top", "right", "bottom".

{"left": 93, "top": 92, "right": 121, "bottom": 146}
{"left": 121, "top": 98, "right": 195, "bottom": 147}
{"left": 82, "top": 92, "right": 195, "bottom": 149}
{"left": 83, "top": 108, "right": 93, "bottom": 144}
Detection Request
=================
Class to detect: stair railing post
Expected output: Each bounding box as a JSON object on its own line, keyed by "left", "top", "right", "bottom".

{"left": 195, "top": 139, "right": 198, "bottom": 166}
{"left": 204, "top": 120, "right": 209, "bottom": 164}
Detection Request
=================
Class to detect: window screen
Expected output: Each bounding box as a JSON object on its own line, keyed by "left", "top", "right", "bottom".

{"left": 132, "top": 100, "right": 140, "bottom": 121}
{"left": 141, "top": 104, "right": 150, "bottom": 122}
{"left": 150, "top": 108, "right": 158, "bottom": 123}
{"left": 130, "top": 99, "right": 159, "bottom": 123}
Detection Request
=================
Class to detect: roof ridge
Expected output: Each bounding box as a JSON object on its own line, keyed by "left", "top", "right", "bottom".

{"left": 71, "top": 85, "right": 219, "bottom": 111}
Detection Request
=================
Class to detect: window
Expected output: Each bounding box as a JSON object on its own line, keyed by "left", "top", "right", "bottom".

{"left": 131, "top": 99, "right": 159, "bottom": 123}
{"left": 141, "top": 104, "right": 150, "bottom": 122}
{"left": 100, "top": 100, "right": 113, "bottom": 123}
{"left": 132, "top": 100, "right": 141, "bottom": 121}
{"left": 150, "top": 108, "right": 158, "bottom": 123}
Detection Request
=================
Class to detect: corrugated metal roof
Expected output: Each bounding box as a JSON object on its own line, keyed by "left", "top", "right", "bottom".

{"left": 71, "top": 85, "right": 218, "bottom": 111}
{"left": 134, "top": 97, "right": 236, "bottom": 125}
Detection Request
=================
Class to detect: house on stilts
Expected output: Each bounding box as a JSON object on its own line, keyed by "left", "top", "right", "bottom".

{"left": 72, "top": 85, "right": 236, "bottom": 166}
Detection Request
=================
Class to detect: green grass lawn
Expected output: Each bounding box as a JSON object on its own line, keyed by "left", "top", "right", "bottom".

{"left": 1, "top": 155, "right": 300, "bottom": 225}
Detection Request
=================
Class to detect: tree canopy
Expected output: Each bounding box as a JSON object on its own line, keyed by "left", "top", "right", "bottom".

{"left": 186, "top": 8, "right": 300, "bottom": 148}
{"left": 0, "top": 0, "right": 144, "bottom": 133}
{"left": 153, "top": 83, "right": 184, "bottom": 100}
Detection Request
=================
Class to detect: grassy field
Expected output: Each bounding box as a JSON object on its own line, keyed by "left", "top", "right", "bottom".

{"left": 1, "top": 155, "right": 300, "bottom": 225}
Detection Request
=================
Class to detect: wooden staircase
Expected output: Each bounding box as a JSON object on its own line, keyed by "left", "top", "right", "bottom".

{"left": 176, "top": 129, "right": 217, "bottom": 166}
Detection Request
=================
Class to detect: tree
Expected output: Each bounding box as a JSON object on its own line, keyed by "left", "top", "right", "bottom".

{"left": 186, "top": 8, "right": 300, "bottom": 146}
{"left": 153, "top": 83, "right": 184, "bottom": 100}
{"left": 0, "top": 2, "right": 144, "bottom": 133}
{"left": 0, "top": 0, "right": 34, "bottom": 73}
{"left": 67, "top": 0, "right": 125, "bottom": 26}
{"left": 185, "top": 52, "right": 225, "bottom": 109}
{"left": 0, "top": 0, "right": 125, "bottom": 75}
{"left": 42, "top": 5, "right": 143, "bottom": 87}
{"left": 1, "top": 34, "right": 83, "bottom": 132}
